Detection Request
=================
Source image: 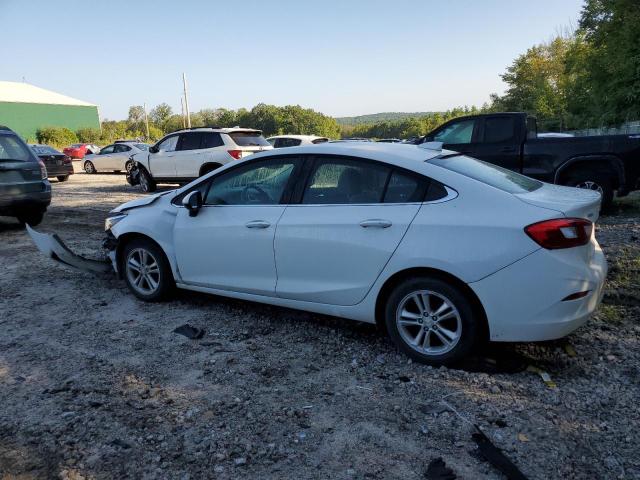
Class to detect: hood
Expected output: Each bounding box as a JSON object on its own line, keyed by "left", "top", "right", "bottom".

{"left": 111, "top": 190, "right": 174, "bottom": 213}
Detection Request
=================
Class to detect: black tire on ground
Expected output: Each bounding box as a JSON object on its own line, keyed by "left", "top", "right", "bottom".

{"left": 139, "top": 168, "right": 157, "bottom": 193}
{"left": 84, "top": 161, "right": 96, "bottom": 174}
{"left": 564, "top": 170, "right": 614, "bottom": 210}
{"left": 17, "top": 210, "right": 45, "bottom": 227}
{"left": 384, "top": 277, "right": 479, "bottom": 366}
{"left": 121, "top": 238, "right": 174, "bottom": 301}
{"left": 56, "top": 175, "right": 69, "bottom": 182}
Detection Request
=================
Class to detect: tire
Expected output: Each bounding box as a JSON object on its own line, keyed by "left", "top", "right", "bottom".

{"left": 17, "top": 210, "right": 45, "bottom": 227}
{"left": 139, "top": 168, "right": 157, "bottom": 193}
{"left": 57, "top": 175, "right": 69, "bottom": 182}
{"left": 84, "top": 161, "right": 96, "bottom": 174}
{"left": 125, "top": 160, "right": 134, "bottom": 173}
{"left": 564, "top": 170, "right": 614, "bottom": 210}
{"left": 121, "top": 238, "right": 173, "bottom": 301}
{"left": 384, "top": 277, "right": 479, "bottom": 365}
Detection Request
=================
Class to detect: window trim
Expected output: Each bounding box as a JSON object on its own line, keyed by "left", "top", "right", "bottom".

{"left": 291, "top": 154, "right": 436, "bottom": 206}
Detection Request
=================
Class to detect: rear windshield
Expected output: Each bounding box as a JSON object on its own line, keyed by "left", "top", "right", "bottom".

{"left": 228, "top": 132, "right": 270, "bottom": 147}
{"left": 431, "top": 155, "right": 542, "bottom": 193}
{"left": 0, "top": 134, "right": 33, "bottom": 162}
{"left": 31, "top": 145, "right": 60, "bottom": 155}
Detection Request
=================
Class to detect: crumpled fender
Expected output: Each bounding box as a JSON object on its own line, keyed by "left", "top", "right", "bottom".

{"left": 26, "top": 225, "right": 112, "bottom": 274}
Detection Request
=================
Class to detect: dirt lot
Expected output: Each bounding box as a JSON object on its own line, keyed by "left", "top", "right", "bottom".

{"left": 1, "top": 171, "right": 639, "bottom": 480}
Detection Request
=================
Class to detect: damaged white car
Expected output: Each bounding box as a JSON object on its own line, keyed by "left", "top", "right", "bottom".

{"left": 29, "top": 142, "right": 607, "bottom": 365}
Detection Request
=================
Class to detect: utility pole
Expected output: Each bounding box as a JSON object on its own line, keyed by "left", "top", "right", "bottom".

{"left": 182, "top": 72, "right": 191, "bottom": 128}
{"left": 180, "top": 97, "right": 186, "bottom": 129}
{"left": 143, "top": 103, "right": 150, "bottom": 140}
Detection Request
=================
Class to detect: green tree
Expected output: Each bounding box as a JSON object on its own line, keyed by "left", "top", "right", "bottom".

{"left": 36, "top": 127, "right": 78, "bottom": 148}
{"left": 149, "top": 103, "right": 173, "bottom": 131}
{"left": 76, "top": 127, "right": 101, "bottom": 144}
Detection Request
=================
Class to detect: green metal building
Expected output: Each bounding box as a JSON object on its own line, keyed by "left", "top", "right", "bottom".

{"left": 0, "top": 81, "right": 100, "bottom": 141}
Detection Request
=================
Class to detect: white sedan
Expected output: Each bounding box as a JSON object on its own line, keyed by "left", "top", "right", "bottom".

{"left": 34, "top": 142, "right": 608, "bottom": 364}
{"left": 83, "top": 142, "right": 150, "bottom": 174}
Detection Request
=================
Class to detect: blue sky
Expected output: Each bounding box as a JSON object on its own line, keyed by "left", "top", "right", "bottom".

{"left": 1, "top": 0, "right": 584, "bottom": 120}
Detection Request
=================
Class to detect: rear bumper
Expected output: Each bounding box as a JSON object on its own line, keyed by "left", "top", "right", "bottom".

{"left": 47, "top": 165, "right": 74, "bottom": 177}
{"left": 469, "top": 242, "right": 607, "bottom": 342}
{"left": 0, "top": 182, "right": 51, "bottom": 215}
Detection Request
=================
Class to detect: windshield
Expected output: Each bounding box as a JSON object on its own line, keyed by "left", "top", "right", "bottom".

{"left": 0, "top": 134, "right": 33, "bottom": 162}
{"left": 134, "top": 143, "right": 149, "bottom": 151}
{"left": 228, "top": 132, "right": 270, "bottom": 147}
{"left": 31, "top": 145, "right": 61, "bottom": 155}
{"left": 431, "top": 155, "right": 542, "bottom": 193}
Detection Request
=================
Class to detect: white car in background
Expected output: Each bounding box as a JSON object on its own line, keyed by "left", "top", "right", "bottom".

{"left": 128, "top": 128, "right": 273, "bottom": 192}
{"left": 267, "top": 135, "right": 329, "bottom": 148}
{"left": 83, "top": 142, "right": 150, "bottom": 174}
{"left": 79, "top": 142, "right": 607, "bottom": 365}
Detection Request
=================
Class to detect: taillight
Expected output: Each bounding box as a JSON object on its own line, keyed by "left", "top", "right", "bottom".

{"left": 227, "top": 150, "right": 243, "bottom": 160}
{"left": 38, "top": 159, "right": 47, "bottom": 179}
{"left": 525, "top": 218, "right": 593, "bottom": 249}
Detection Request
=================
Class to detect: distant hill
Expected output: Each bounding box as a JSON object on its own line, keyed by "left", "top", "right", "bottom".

{"left": 335, "top": 112, "right": 436, "bottom": 126}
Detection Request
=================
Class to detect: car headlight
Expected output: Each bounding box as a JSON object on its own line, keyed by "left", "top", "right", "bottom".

{"left": 104, "top": 213, "right": 127, "bottom": 231}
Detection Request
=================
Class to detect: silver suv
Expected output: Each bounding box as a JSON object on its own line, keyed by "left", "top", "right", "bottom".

{"left": 127, "top": 128, "right": 273, "bottom": 192}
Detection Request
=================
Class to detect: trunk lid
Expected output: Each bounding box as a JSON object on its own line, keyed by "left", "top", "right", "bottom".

{"left": 514, "top": 183, "right": 601, "bottom": 222}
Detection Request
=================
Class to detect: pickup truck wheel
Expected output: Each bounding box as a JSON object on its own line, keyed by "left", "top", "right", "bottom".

{"left": 565, "top": 171, "right": 614, "bottom": 209}
{"left": 385, "top": 277, "right": 478, "bottom": 366}
{"left": 139, "top": 168, "right": 157, "bottom": 193}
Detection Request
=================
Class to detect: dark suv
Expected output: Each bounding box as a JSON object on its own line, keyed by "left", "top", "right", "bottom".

{"left": 0, "top": 126, "right": 51, "bottom": 225}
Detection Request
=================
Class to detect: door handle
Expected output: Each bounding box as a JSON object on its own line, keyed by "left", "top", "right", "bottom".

{"left": 359, "top": 219, "right": 392, "bottom": 228}
{"left": 245, "top": 220, "right": 271, "bottom": 229}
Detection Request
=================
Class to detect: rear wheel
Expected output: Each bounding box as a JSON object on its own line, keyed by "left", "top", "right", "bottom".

{"left": 17, "top": 210, "right": 44, "bottom": 226}
{"left": 139, "top": 168, "right": 157, "bottom": 193}
{"left": 84, "top": 161, "right": 96, "bottom": 174}
{"left": 56, "top": 175, "right": 69, "bottom": 182}
{"left": 564, "top": 170, "right": 614, "bottom": 209}
{"left": 122, "top": 239, "right": 173, "bottom": 301}
{"left": 385, "top": 277, "right": 479, "bottom": 365}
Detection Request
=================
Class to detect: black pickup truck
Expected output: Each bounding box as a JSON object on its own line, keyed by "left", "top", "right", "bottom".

{"left": 419, "top": 112, "right": 640, "bottom": 207}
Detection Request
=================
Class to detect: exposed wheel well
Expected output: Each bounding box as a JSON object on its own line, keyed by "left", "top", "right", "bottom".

{"left": 558, "top": 159, "right": 620, "bottom": 189}
{"left": 374, "top": 267, "right": 489, "bottom": 341}
{"left": 199, "top": 163, "right": 222, "bottom": 177}
{"left": 115, "top": 232, "right": 173, "bottom": 280}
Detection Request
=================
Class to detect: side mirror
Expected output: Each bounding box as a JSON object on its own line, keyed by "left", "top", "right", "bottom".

{"left": 182, "top": 191, "right": 202, "bottom": 217}
{"left": 149, "top": 145, "right": 159, "bottom": 154}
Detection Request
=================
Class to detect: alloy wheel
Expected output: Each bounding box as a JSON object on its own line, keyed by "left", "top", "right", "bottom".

{"left": 575, "top": 180, "right": 604, "bottom": 195}
{"left": 395, "top": 290, "right": 462, "bottom": 356}
{"left": 126, "top": 248, "right": 161, "bottom": 295}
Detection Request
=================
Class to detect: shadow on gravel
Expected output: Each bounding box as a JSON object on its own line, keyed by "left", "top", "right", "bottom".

{"left": 0, "top": 218, "right": 24, "bottom": 232}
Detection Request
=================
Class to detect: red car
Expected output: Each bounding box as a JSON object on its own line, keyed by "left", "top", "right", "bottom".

{"left": 63, "top": 143, "right": 100, "bottom": 159}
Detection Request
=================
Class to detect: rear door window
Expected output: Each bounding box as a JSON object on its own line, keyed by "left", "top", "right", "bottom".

{"left": 275, "top": 138, "right": 302, "bottom": 148}
{"left": 178, "top": 132, "right": 203, "bottom": 151}
{"left": 302, "top": 158, "right": 390, "bottom": 204}
{"left": 383, "top": 171, "right": 428, "bottom": 203}
{"left": 228, "top": 132, "right": 270, "bottom": 147}
{"left": 482, "top": 117, "right": 515, "bottom": 143}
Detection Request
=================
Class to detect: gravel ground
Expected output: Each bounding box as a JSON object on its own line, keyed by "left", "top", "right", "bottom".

{"left": 1, "top": 171, "right": 639, "bottom": 480}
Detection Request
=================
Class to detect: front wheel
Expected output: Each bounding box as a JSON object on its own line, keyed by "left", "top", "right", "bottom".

{"left": 385, "top": 277, "right": 479, "bottom": 365}
{"left": 139, "top": 168, "right": 157, "bottom": 193}
{"left": 125, "top": 160, "right": 134, "bottom": 173}
{"left": 122, "top": 239, "right": 173, "bottom": 301}
{"left": 84, "top": 161, "right": 96, "bottom": 174}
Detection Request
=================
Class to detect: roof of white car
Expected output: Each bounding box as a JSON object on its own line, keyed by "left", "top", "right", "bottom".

{"left": 172, "top": 127, "right": 261, "bottom": 134}
{"left": 267, "top": 134, "right": 328, "bottom": 140}
{"left": 255, "top": 141, "right": 447, "bottom": 165}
